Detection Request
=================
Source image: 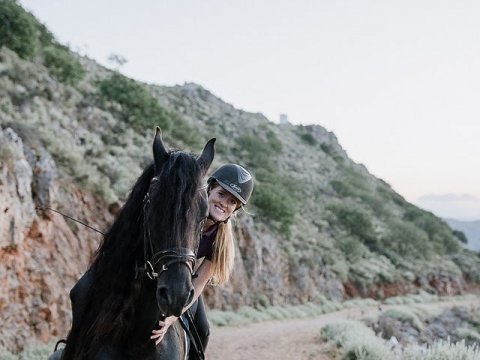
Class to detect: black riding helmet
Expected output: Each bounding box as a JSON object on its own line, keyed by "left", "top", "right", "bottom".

{"left": 207, "top": 164, "right": 254, "bottom": 207}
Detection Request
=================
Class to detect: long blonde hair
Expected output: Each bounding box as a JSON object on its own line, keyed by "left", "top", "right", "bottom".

{"left": 210, "top": 220, "right": 235, "bottom": 285}
{"left": 208, "top": 183, "right": 236, "bottom": 285}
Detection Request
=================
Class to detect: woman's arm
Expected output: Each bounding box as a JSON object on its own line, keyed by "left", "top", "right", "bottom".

{"left": 150, "top": 259, "right": 214, "bottom": 345}
{"left": 187, "top": 259, "right": 214, "bottom": 310}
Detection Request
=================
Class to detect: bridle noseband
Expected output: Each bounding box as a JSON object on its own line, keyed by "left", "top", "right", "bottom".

{"left": 134, "top": 179, "right": 200, "bottom": 280}
{"left": 143, "top": 248, "right": 196, "bottom": 280}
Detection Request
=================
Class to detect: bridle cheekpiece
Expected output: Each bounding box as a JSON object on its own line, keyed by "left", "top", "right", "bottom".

{"left": 134, "top": 179, "right": 198, "bottom": 280}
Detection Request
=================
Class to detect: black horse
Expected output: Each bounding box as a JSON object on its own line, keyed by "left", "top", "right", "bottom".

{"left": 51, "top": 128, "right": 215, "bottom": 360}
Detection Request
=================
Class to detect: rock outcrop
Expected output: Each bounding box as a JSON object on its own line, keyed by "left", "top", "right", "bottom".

{"left": 0, "top": 126, "right": 111, "bottom": 351}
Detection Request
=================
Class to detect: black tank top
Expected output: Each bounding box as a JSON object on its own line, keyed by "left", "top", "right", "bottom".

{"left": 196, "top": 224, "right": 218, "bottom": 260}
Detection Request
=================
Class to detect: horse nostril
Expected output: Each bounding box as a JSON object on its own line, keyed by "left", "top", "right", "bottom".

{"left": 157, "top": 286, "right": 169, "bottom": 303}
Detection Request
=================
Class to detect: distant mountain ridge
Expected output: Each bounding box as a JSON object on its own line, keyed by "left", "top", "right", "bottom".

{"left": 445, "top": 218, "right": 480, "bottom": 252}
{"left": 416, "top": 193, "right": 480, "bottom": 221}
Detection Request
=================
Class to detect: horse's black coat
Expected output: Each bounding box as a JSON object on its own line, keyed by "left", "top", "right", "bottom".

{"left": 57, "top": 129, "right": 215, "bottom": 360}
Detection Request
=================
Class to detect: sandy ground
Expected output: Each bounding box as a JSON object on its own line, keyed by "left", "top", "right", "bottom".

{"left": 206, "top": 297, "right": 480, "bottom": 360}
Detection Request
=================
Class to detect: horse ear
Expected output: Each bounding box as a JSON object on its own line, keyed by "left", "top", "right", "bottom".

{"left": 197, "top": 138, "right": 216, "bottom": 175}
{"left": 153, "top": 127, "right": 168, "bottom": 172}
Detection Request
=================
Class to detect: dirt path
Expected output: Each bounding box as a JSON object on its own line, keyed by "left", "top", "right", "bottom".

{"left": 206, "top": 297, "right": 480, "bottom": 360}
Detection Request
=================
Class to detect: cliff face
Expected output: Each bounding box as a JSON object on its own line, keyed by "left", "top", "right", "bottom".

{"left": 0, "top": 125, "right": 112, "bottom": 351}
{"left": 0, "top": 36, "right": 479, "bottom": 353}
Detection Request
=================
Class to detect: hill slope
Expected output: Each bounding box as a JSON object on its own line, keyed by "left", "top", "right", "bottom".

{"left": 1, "top": 0, "right": 480, "bottom": 352}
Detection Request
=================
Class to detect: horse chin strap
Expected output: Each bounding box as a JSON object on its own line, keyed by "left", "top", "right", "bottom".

{"left": 135, "top": 191, "right": 197, "bottom": 280}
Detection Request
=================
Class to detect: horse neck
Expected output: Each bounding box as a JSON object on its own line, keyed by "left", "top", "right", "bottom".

{"left": 131, "top": 280, "right": 162, "bottom": 341}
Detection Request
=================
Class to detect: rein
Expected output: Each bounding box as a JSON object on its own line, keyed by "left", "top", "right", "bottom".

{"left": 37, "top": 206, "right": 105, "bottom": 236}
{"left": 135, "top": 181, "right": 198, "bottom": 281}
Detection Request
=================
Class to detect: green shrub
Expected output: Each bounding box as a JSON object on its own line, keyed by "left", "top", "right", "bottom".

{"left": 377, "top": 182, "right": 407, "bottom": 207}
{"left": 97, "top": 73, "right": 172, "bottom": 132}
{"left": 252, "top": 167, "right": 298, "bottom": 236}
{"left": 235, "top": 133, "right": 277, "bottom": 171}
{"left": 0, "top": 0, "right": 38, "bottom": 59}
{"left": 383, "top": 291, "right": 439, "bottom": 305}
{"left": 330, "top": 168, "right": 387, "bottom": 215}
{"left": 97, "top": 75, "right": 200, "bottom": 148}
{"left": 205, "top": 309, "right": 250, "bottom": 327}
{"left": 168, "top": 112, "right": 201, "bottom": 148}
{"left": 321, "top": 321, "right": 480, "bottom": 360}
{"left": 253, "top": 180, "right": 296, "bottom": 236}
{"left": 348, "top": 255, "right": 397, "bottom": 285}
{"left": 294, "top": 125, "right": 317, "bottom": 146}
{"left": 321, "top": 320, "right": 396, "bottom": 360}
{"left": 0, "top": 0, "right": 84, "bottom": 86}
{"left": 452, "top": 229, "right": 468, "bottom": 244}
{"left": 42, "top": 45, "right": 85, "bottom": 85}
{"left": 403, "top": 339, "right": 480, "bottom": 360}
{"left": 451, "top": 251, "right": 480, "bottom": 282}
{"left": 330, "top": 179, "right": 354, "bottom": 197}
{"left": 327, "top": 204, "right": 378, "bottom": 251}
{"left": 320, "top": 143, "right": 343, "bottom": 162}
{"left": 300, "top": 132, "right": 316, "bottom": 145}
{"left": 380, "top": 219, "right": 432, "bottom": 261}
{"left": 403, "top": 205, "right": 461, "bottom": 255}
{"left": 383, "top": 308, "right": 424, "bottom": 330}
{"left": 266, "top": 129, "right": 282, "bottom": 152}
{"left": 337, "top": 235, "right": 369, "bottom": 262}
{"left": 0, "top": 341, "right": 56, "bottom": 360}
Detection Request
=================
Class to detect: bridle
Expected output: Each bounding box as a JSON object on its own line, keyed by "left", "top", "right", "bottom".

{"left": 134, "top": 178, "right": 203, "bottom": 280}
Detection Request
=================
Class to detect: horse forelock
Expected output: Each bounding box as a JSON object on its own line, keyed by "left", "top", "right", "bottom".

{"left": 148, "top": 151, "right": 204, "bottom": 250}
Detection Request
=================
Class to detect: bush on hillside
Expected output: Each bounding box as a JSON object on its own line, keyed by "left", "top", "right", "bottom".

{"left": 235, "top": 132, "right": 279, "bottom": 171}
{"left": 451, "top": 251, "right": 480, "bottom": 282}
{"left": 42, "top": 45, "right": 85, "bottom": 85}
{"left": 97, "top": 73, "right": 201, "bottom": 147}
{"left": 320, "top": 142, "right": 344, "bottom": 162}
{"left": 330, "top": 166, "right": 387, "bottom": 216}
{"left": 404, "top": 205, "right": 461, "bottom": 255}
{"left": 0, "top": 0, "right": 85, "bottom": 85}
{"left": 327, "top": 203, "right": 378, "bottom": 251}
{"left": 331, "top": 179, "right": 355, "bottom": 197}
{"left": 377, "top": 182, "right": 408, "bottom": 206}
{"left": 452, "top": 229, "right": 468, "bottom": 244}
{"left": 294, "top": 126, "right": 317, "bottom": 146}
{"left": 337, "top": 235, "right": 369, "bottom": 262}
{"left": 97, "top": 73, "right": 172, "bottom": 132}
{"left": 380, "top": 219, "right": 432, "bottom": 262}
{"left": 252, "top": 168, "right": 297, "bottom": 236}
{"left": 0, "top": 0, "right": 38, "bottom": 59}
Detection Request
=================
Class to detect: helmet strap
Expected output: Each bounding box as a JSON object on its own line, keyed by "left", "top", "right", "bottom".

{"left": 207, "top": 214, "right": 230, "bottom": 224}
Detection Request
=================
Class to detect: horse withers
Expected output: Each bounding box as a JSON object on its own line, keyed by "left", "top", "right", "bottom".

{"left": 50, "top": 128, "right": 215, "bottom": 360}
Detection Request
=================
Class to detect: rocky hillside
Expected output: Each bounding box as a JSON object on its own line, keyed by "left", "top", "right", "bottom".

{"left": 1, "top": 0, "right": 480, "bottom": 353}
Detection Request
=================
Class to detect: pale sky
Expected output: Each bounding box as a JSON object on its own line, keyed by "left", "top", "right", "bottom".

{"left": 18, "top": 0, "right": 480, "bottom": 220}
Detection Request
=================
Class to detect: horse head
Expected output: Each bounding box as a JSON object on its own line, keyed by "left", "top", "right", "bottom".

{"left": 144, "top": 127, "right": 215, "bottom": 317}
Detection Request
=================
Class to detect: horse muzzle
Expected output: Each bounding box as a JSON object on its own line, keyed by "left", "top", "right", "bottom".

{"left": 156, "top": 268, "right": 195, "bottom": 317}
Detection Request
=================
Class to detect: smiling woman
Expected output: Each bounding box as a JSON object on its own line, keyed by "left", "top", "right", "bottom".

{"left": 151, "top": 163, "right": 254, "bottom": 358}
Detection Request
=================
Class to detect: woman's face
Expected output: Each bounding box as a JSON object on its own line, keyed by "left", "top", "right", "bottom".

{"left": 208, "top": 185, "right": 240, "bottom": 222}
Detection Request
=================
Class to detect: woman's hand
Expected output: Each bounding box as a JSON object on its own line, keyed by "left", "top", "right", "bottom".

{"left": 150, "top": 315, "right": 178, "bottom": 345}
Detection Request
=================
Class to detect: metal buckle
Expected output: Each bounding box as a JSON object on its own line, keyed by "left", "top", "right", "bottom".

{"left": 146, "top": 261, "right": 158, "bottom": 279}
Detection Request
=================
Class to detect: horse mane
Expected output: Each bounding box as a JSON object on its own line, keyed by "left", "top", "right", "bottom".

{"left": 63, "top": 151, "right": 204, "bottom": 359}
